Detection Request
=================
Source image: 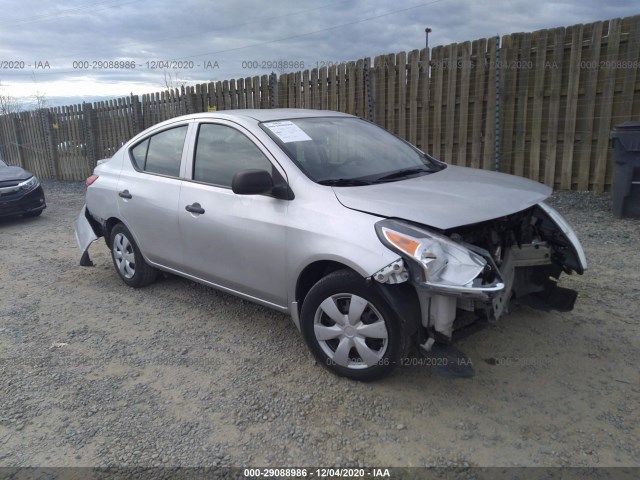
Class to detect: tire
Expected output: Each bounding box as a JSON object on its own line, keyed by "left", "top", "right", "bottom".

{"left": 300, "top": 269, "right": 406, "bottom": 381}
{"left": 23, "top": 210, "right": 43, "bottom": 217}
{"left": 110, "top": 223, "right": 158, "bottom": 288}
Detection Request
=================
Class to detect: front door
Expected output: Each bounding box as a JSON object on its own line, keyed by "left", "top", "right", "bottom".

{"left": 178, "top": 121, "right": 288, "bottom": 307}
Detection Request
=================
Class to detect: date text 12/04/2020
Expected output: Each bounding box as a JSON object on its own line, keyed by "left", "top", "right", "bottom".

{"left": 70, "top": 60, "right": 220, "bottom": 70}
{"left": 243, "top": 468, "right": 391, "bottom": 477}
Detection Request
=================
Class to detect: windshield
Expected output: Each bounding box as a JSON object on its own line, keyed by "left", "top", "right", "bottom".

{"left": 260, "top": 117, "right": 445, "bottom": 185}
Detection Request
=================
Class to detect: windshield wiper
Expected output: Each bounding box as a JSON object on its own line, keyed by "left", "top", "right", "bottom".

{"left": 317, "top": 178, "right": 371, "bottom": 186}
{"left": 371, "top": 167, "right": 434, "bottom": 183}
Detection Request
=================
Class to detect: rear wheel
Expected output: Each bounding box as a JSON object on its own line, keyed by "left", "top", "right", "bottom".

{"left": 110, "top": 223, "right": 158, "bottom": 288}
{"left": 300, "top": 269, "right": 406, "bottom": 381}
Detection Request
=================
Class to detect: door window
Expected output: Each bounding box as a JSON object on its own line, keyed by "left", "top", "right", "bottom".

{"left": 129, "top": 126, "right": 188, "bottom": 177}
{"left": 193, "top": 123, "right": 272, "bottom": 187}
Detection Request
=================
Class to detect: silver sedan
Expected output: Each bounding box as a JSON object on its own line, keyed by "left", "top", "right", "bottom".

{"left": 75, "top": 109, "right": 586, "bottom": 380}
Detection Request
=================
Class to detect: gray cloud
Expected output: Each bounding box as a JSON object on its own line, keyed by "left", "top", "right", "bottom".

{"left": 0, "top": 0, "right": 637, "bottom": 106}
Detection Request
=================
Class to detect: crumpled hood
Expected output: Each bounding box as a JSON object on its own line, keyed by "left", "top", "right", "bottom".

{"left": 0, "top": 165, "right": 32, "bottom": 182}
{"left": 333, "top": 165, "right": 552, "bottom": 230}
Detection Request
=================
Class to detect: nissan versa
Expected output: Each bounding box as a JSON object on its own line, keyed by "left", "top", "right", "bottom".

{"left": 74, "top": 109, "right": 587, "bottom": 380}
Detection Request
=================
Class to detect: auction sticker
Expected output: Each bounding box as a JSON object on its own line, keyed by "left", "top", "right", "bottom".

{"left": 263, "top": 121, "right": 312, "bottom": 143}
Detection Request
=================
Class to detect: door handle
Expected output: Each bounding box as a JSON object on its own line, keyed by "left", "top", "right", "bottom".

{"left": 185, "top": 202, "right": 205, "bottom": 214}
{"left": 118, "top": 189, "right": 132, "bottom": 199}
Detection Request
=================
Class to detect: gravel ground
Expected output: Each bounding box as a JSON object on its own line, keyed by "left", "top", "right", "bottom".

{"left": 0, "top": 181, "right": 638, "bottom": 470}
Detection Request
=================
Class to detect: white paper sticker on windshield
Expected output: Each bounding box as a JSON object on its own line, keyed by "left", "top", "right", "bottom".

{"left": 263, "top": 121, "right": 312, "bottom": 143}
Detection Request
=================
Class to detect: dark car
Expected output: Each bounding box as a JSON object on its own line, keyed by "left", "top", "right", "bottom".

{"left": 0, "top": 159, "right": 46, "bottom": 218}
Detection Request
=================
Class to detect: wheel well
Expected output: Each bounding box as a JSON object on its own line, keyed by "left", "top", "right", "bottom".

{"left": 103, "top": 217, "right": 122, "bottom": 247}
{"left": 296, "top": 261, "right": 356, "bottom": 307}
{"left": 296, "top": 260, "right": 422, "bottom": 339}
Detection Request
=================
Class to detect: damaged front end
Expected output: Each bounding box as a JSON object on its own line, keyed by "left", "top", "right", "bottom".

{"left": 373, "top": 202, "right": 586, "bottom": 368}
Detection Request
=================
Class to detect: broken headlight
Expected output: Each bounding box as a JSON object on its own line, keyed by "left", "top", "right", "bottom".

{"left": 375, "top": 219, "right": 487, "bottom": 287}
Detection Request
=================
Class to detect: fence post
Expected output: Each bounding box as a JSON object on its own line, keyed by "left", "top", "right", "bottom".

{"left": 42, "top": 109, "right": 59, "bottom": 179}
{"left": 11, "top": 114, "right": 25, "bottom": 168}
{"left": 83, "top": 102, "right": 99, "bottom": 169}
{"left": 269, "top": 72, "right": 278, "bottom": 109}
{"left": 494, "top": 35, "right": 501, "bottom": 172}
{"left": 131, "top": 94, "right": 142, "bottom": 135}
{"left": 364, "top": 57, "right": 374, "bottom": 121}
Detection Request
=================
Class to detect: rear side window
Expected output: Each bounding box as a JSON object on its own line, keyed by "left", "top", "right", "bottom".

{"left": 193, "top": 123, "right": 272, "bottom": 187}
{"left": 129, "top": 126, "right": 188, "bottom": 177}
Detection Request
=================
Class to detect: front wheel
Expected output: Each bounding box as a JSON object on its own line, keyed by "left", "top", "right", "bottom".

{"left": 300, "top": 270, "right": 406, "bottom": 381}
{"left": 110, "top": 223, "right": 158, "bottom": 288}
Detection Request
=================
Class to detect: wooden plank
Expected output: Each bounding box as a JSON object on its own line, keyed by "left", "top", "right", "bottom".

{"left": 239, "top": 78, "right": 247, "bottom": 109}
{"left": 444, "top": 43, "right": 457, "bottom": 163}
{"left": 311, "top": 68, "right": 319, "bottom": 110}
{"left": 593, "top": 18, "right": 621, "bottom": 192}
{"left": 544, "top": 28, "right": 565, "bottom": 187}
{"left": 251, "top": 77, "right": 259, "bottom": 109}
{"left": 346, "top": 61, "right": 356, "bottom": 115}
{"left": 431, "top": 46, "right": 444, "bottom": 159}
{"left": 560, "top": 24, "right": 584, "bottom": 190}
{"left": 396, "top": 51, "right": 407, "bottom": 140}
{"left": 241, "top": 77, "right": 250, "bottom": 109}
{"left": 470, "top": 38, "right": 487, "bottom": 169}
{"left": 355, "top": 60, "right": 364, "bottom": 117}
{"left": 319, "top": 66, "right": 328, "bottom": 110}
{"left": 215, "top": 81, "right": 223, "bottom": 110}
{"left": 119, "top": 97, "right": 127, "bottom": 143}
{"left": 513, "top": 33, "right": 532, "bottom": 177}
{"left": 418, "top": 48, "right": 430, "bottom": 153}
{"left": 223, "top": 81, "right": 230, "bottom": 110}
{"left": 303, "top": 70, "right": 310, "bottom": 108}
{"left": 576, "top": 22, "right": 603, "bottom": 190}
{"left": 386, "top": 54, "right": 396, "bottom": 134}
{"left": 264, "top": 75, "right": 271, "bottom": 108}
{"left": 458, "top": 41, "right": 472, "bottom": 166}
{"left": 528, "top": 30, "right": 547, "bottom": 182}
{"left": 407, "top": 50, "right": 419, "bottom": 146}
{"left": 374, "top": 55, "right": 385, "bottom": 127}
{"left": 500, "top": 34, "right": 519, "bottom": 174}
{"left": 328, "top": 64, "right": 337, "bottom": 110}
{"left": 338, "top": 63, "right": 347, "bottom": 112}
{"left": 230, "top": 80, "right": 238, "bottom": 109}
{"left": 289, "top": 72, "right": 302, "bottom": 108}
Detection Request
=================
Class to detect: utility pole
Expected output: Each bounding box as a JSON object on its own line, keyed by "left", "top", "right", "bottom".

{"left": 425, "top": 27, "right": 432, "bottom": 51}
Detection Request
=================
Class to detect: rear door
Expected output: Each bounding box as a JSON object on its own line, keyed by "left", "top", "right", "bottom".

{"left": 117, "top": 122, "right": 191, "bottom": 269}
{"left": 178, "top": 120, "right": 288, "bottom": 307}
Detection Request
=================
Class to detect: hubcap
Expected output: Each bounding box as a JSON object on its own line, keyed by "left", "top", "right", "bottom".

{"left": 314, "top": 294, "right": 388, "bottom": 369}
{"left": 112, "top": 232, "right": 136, "bottom": 279}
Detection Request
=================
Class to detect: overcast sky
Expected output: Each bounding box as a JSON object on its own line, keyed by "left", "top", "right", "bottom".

{"left": 0, "top": 0, "right": 637, "bottom": 107}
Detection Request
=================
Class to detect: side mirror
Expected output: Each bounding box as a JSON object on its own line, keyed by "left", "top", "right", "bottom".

{"left": 232, "top": 169, "right": 274, "bottom": 195}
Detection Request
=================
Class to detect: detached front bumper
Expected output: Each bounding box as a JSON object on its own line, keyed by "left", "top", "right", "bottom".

{"left": 74, "top": 205, "right": 101, "bottom": 266}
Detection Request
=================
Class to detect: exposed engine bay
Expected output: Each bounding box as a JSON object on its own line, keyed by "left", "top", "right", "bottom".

{"left": 446, "top": 203, "right": 585, "bottom": 323}
{"left": 373, "top": 202, "right": 587, "bottom": 352}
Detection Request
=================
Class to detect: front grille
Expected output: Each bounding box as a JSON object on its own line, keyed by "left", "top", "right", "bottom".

{"left": 0, "top": 180, "right": 21, "bottom": 188}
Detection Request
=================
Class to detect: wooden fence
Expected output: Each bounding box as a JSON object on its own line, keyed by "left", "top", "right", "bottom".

{"left": 1, "top": 15, "right": 639, "bottom": 191}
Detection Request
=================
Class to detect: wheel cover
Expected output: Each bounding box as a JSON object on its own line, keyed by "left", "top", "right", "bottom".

{"left": 112, "top": 232, "right": 136, "bottom": 279}
{"left": 313, "top": 293, "right": 389, "bottom": 369}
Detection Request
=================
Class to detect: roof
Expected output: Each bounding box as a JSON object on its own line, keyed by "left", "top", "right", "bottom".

{"left": 179, "top": 108, "right": 355, "bottom": 123}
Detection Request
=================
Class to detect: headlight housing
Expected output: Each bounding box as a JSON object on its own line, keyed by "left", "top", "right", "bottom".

{"left": 375, "top": 219, "right": 487, "bottom": 287}
{"left": 19, "top": 176, "right": 39, "bottom": 191}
